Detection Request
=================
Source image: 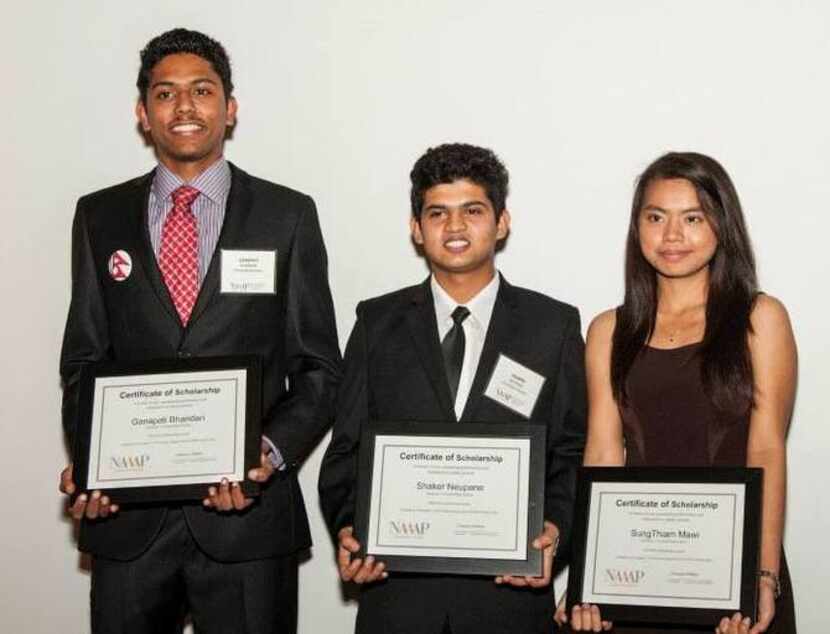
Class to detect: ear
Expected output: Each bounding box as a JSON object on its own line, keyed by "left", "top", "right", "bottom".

{"left": 225, "top": 96, "right": 238, "bottom": 127}
{"left": 135, "top": 99, "right": 151, "bottom": 133}
{"left": 496, "top": 208, "right": 511, "bottom": 240}
{"left": 410, "top": 216, "right": 424, "bottom": 245}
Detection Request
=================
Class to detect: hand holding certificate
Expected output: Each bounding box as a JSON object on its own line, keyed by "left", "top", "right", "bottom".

{"left": 68, "top": 356, "right": 264, "bottom": 507}
{"left": 494, "top": 520, "right": 559, "bottom": 588}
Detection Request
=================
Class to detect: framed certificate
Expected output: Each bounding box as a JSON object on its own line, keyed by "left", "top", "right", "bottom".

{"left": 72, "top": 355, "right": 263, "bottom": 503}
{"left": 567, "top": 467, "right": 762, "bottom": 626}
{"left": 354, "top": 421, "right": 546, "bottom": 576}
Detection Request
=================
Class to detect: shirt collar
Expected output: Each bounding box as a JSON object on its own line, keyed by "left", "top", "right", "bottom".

{"left": 151, "top": 158, "right": 231, "bottom": 205}
{"left": 431, "top": 272, "right": 500, "bottom": 331}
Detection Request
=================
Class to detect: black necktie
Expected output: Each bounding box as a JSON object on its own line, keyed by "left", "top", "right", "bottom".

{"left": 441, "top": 306, "right": 470, "bottom": 405}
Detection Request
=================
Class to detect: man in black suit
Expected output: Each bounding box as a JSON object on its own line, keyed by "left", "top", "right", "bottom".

{"left": 318, "top": 143, "right": 587, "bottom": 633}
{"left": 58, "top": 29, "right": 341, "bottom": 633}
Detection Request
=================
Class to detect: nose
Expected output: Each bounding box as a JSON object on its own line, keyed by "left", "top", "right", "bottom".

{"left": 446, "top": 209, "right": 467, "bottom": 232}
{"left": 663, "top": 215, "right": 683, "bottom": 242}
{"left": 174, "top": 91, "right": 195, "bottom": 115}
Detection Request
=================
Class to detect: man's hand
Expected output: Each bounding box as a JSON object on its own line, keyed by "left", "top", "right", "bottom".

{"left": 60, "top": 463, "right": 119, "bottom": 520}
{"left": 495, "top": 521, "right": 558, "bottom": 588}
{"left": 203, "top": 448, "right": 275, "bottom": 512}
{"left": 337, "top": 526, "right": 387, "bottom": 584}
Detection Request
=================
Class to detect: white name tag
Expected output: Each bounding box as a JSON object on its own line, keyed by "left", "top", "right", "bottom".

{"left": 220, "top": 249, "right": 277, "bottom": 294}
{"left": 484, "top": 354, "right": 546, "bottom": 418}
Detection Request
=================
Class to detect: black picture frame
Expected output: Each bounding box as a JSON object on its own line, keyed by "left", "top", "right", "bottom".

{"left": 72, "top": 355, "right": 263, "bottom": 504}
{"left": 566, "top": 466, "right": 762, "bottom": 626}
{"left": 354, "top": 421, "right": 546, "bottom": 576}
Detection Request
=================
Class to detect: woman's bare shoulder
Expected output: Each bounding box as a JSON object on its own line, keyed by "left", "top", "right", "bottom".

{"left": 751, "top": 294, "right": 792, "bottom": 334}
{"left": 587, "top": 308, "right": 617, "bottom": 345}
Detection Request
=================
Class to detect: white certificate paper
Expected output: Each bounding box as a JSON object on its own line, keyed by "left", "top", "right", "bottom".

{"left": 366, "top": 434, "right": 530, "bottom": 560}
{"left": 581, "top": 481, "right": 745, "bottom": 610}
{"left": 86, "top": 369, "right": 248, "bottom": 488}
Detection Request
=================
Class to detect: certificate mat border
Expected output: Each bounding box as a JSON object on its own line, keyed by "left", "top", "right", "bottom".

{"left": 354, "top": 421, "right": 546, "bottom": 576}
{"left": 375, "top": 445, "right": 523, "bottom": 552}
{"left": 94, "top": 378, "right": 243, "bottom": 484}
{"left": 566, "top": 466, "right": 762, "bottom": 627}
{"left": 73, "top": 355, "right": 263, "bottom": 504}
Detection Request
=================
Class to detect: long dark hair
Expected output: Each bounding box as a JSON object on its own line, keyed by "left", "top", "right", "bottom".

{"left": 611, "top": 152, "right": 758, "bottom": 415}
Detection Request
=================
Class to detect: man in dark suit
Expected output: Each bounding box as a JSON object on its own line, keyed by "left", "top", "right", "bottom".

{"left": 58, "top": 29, "right": 341, "bottom": 633}
{"left": 318, "top": 143, "right": 587, "bottom": 633}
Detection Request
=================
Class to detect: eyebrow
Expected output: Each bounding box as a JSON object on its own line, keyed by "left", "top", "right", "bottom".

{"left": 150, "top": 77, "right": 219, "bottom": 89}
{"left": 642, "top": 204, "right": 704, "bottom": 214}
{"left": 424, "top": 200, "right": 489, "bottom": 211}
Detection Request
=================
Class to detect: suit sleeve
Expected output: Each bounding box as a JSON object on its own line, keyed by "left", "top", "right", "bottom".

{"left": 59, "top": 200, "right": 112, "bottom": 452}
{"left": 317, "top": 302, "right": 369, "bottom": 537}
{"left": 545, "top": 307, "right": 587, "bottom": 561}
{"left": 261, "top": 196, "right": 342, "bottom": 468}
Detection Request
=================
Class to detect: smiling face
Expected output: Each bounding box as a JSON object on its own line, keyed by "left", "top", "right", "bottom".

{"left": 638, "top": 178, "right": 718, "bottom": 281}
{"left": 410, "top": 179, "right": 510, "bottom": 290}
{"left": 136, "top": 53, "right": 237, "bottom": 180}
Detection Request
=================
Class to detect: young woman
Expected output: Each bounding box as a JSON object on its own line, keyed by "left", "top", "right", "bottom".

{"left": 559, "top": 152, "right": 797, "bottom": 634}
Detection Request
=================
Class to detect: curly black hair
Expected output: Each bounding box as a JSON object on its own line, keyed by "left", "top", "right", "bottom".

{"left": 410, "top": 143, "right": 509, "bottom": 219}
{"left": 137, "top": 28, "right": 233, "bottom": 104}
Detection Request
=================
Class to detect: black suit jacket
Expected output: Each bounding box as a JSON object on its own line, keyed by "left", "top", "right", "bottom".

{"left": 61, "top": 163, "right": 342, "bottom": 562}
{"left": 317, "top": 276, "right": 586, "bottom": 632}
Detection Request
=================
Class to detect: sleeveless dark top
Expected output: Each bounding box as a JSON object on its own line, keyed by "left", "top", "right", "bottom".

{"left": 610, "top": 344, "right": 796, "bottom": 634}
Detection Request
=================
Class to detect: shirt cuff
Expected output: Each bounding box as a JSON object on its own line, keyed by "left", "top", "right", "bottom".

{"left": 261, "top": 436, "right": 286, "bottom": 470}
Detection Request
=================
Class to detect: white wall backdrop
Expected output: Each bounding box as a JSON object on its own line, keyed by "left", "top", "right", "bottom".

{"left": 1, "top": 1, "right": 827, "bottom": 631}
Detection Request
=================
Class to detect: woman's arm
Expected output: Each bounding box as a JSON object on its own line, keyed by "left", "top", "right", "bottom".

{"left": 744, "top": 294, "right": 797, "bottom": 633}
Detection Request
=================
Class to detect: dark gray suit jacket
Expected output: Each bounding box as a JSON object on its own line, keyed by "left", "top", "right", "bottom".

{"left": 61, "top": 163, "right": 342, "bottom": 562}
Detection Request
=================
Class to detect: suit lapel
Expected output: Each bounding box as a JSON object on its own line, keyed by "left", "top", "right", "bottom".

{"left": 131, "top": 170, "right": 181, "bottom": 326}
{"left": 460, "top": 275, "right": 520, "bottom": 422}
{"left": 405, "top": 279, "right": 457, "bottom": 422}
{"left": 188, "top": 163, "right": 254, "bottom": 325}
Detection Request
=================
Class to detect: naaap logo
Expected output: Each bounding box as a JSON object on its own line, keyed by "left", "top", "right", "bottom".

{"left": 388, "top": 521, "right": 430, "bottom": 538}
{"left": 605, "top": 569, "right": 646, "bottom": 586}
{"left": 110, "top": 454, "right": 151, "bottom": 472}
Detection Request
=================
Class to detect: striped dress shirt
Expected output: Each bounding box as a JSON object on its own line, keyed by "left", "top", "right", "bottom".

{"left": 148, "top": 158, "right": 231, "bottom": 284}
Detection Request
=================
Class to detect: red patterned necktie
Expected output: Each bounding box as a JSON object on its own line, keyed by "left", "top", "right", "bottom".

{"left": 159, "top": 185, "right": 200, "bottom": 325}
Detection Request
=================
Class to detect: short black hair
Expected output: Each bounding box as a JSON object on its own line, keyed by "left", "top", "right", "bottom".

{"left": 137, "top": 28, "right": 233, "bottom": 104}
{"left": 410, "top": 143, "right": 509, "bottom": 219}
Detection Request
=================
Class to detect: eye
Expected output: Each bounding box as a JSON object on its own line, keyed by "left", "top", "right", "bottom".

{"left": 193, "top": 86, "right": 212, "bottom": 97}
{"left": 426, "top": 209, "right": 445, "bottom": 219}
{"left": 466, "top": 206, "right": 484, "bottom": 215}
{"left": 685, "top": 214, "right": 706, "bottom": 225}
{"left": 643, "top": 212, "right": 663, "bottom": 223}
{"left": 155, "top": 90, "right": 174, "bottom": 101}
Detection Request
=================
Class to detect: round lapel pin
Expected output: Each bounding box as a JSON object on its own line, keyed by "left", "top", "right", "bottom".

{"left": 108, "top": 250, "right": 133, "bottom": 282}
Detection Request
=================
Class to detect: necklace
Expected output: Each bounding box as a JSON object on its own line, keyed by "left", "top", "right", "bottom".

{"left": 655, "top": 302, "right": 706, "bottom": 347}
{"left": 656, "top": 320, "right": 700, "bottom": 345}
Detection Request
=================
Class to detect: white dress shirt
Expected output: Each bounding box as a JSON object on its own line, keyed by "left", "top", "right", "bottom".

{"left": 431, "top": 273, "right": 500, "bottom": 419}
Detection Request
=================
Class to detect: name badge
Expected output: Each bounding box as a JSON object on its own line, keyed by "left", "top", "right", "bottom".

{"left": 220, "top": 249, "right": 277, "bottom": 294}
{"left": 484, "top": 354, "right": 545, "bottom": 418}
